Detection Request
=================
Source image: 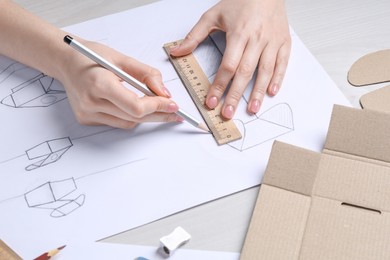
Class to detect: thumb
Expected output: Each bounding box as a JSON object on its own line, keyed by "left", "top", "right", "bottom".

{"left": 170, "top": 17, "right": 213, "bottom": 57}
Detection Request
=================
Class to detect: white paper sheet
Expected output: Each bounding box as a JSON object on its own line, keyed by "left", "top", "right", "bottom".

{"left": 0, "top": 0, "right": 350, "bottom": 258}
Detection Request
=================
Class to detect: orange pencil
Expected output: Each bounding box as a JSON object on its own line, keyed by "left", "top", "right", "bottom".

{"left": 34, "top": 245, "right": 66, "bottom": 260}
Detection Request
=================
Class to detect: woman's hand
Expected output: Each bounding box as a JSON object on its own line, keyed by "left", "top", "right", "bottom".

{"left": 170, "top": 0, "right": 291, "bottom": 119}
{"left": 0, "top": 1, "right": 182, "bottom": 129}
{"left": 59, "top": 40, "right": 182, "bottom": 129}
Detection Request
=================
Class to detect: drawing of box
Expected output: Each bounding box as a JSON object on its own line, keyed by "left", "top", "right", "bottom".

{"left": 24, "top": 178, "right": 78, "bottom": 207}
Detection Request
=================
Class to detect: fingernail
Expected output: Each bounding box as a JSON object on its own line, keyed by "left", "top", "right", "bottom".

{"left": 167, "top": 102, "right": 178, "bottom": 112}
{"left": 162, "top": 86, "right": 172, "bottom": 98}
{"left": 169, "top": 45, "right": 180, "bottom": 53}
{"left": 223, "top": 105, "right": 235, "bottom": 119}
{"left": 206, "top": 96, "right": 218, "bottom": 109}
{"left": 249, "top": 99, "right": 261, "bottom": 114}
{"left": 271, "top": 83, "right": 279, "bottom": 95}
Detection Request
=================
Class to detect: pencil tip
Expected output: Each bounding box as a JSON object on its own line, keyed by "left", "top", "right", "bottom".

{"left": 198, "top": 122, "right": 211, "bottom": 133}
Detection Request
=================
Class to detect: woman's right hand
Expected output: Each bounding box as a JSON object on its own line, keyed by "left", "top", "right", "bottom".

{"left": 59, "top": 39, "right": 182, "bottom": 129}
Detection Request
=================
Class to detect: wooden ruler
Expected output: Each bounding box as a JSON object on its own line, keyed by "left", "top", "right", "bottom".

{"left": 163, "top": 41, "right": 242, "bottom": 145}
{"left": 0, "top": 240, "right": 22, "bottom": 260}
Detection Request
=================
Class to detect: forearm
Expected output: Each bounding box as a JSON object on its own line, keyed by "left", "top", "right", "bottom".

{"left": 0, "top": 0, "right": 70, "bottom": 80}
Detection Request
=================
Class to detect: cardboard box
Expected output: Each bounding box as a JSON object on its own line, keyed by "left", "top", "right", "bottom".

{"left": 240, "top": 105, "right": 390, "bottom": 259}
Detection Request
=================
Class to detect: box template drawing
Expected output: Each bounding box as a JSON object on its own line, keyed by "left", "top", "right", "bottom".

{"left": 240, "top": 104, "right": 390, "bottom": 259}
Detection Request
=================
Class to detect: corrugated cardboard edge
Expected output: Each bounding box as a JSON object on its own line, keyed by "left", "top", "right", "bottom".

{"left": 360, "top": 85, "right": 390, "bottom": 114}
{"left": 262, "top": 141, "right": 320, "bottom": 196}
{"left": 324, "top": 104, "right": 390, "bottom": 163}
{"left": 348, "top": 49, "right": 390, "bottom": 86}
{"left": 240, "top": 105, "right": 390, "bottom": 260}
{"left": 240, "top": 141, "right": 320, "bottom": 260}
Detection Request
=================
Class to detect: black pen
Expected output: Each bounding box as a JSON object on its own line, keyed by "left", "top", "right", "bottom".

{"left": 63, "top": 35, "right": 209, "bottom": 132}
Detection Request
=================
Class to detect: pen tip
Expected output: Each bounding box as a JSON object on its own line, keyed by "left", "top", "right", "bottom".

{"left": 198, "top": 122, "right": 211, "bottom": 133}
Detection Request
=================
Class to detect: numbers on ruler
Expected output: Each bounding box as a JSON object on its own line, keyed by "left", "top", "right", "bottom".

{"left": 180, "top": 55, "right": 238, "bottom": 142}
{"left": 179, "top": 58, "right": 208, "bottom": 103}
{"left": 164, "top": 41, "right": 241, "bottom": 145}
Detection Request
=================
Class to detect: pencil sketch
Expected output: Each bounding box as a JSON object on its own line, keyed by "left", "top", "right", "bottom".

{"left": 20, "top": 158, "right": 146, "bottom": 218}
{"left": 1, "top": 73, "right": 67, "bottom": 108}
{"left": 0, "top": 60, "right": 30, "bottom": 84}
{"left": 0, "top": 137, "right": 73, "bottom": 171}
{"left": 0, "top": 58, "right": 67, "bottom": 108}
{"left": 25, "top": 137, "right": 73, "bottom": 171}
{"left": 228, "top": 103, "right": 294, "bottom": 151}
{"left": 192, "top": 37, "right": 222, "bottom": 79}
{"left": 24, "top": 178, "right": 85, "bottom": 218}
{"left": 0, "top": 127, "right": 117, "bottom": 172}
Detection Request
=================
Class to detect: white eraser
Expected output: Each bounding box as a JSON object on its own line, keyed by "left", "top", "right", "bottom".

{"left": 160, "top": 226, "right": 191, "bottom": 256}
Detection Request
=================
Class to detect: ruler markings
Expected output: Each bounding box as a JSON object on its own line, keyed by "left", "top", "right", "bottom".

{"left": 163, "top": 41, "right": 242, "bottom": 145}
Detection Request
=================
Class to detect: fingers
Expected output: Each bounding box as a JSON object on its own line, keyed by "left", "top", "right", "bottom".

{"left": 62, "top": 40, "right": 184, "bottom": 129}
{"left": 119, "top": 56, "right": 171, "bottom": 98}
{"left": 80, "top": 110, "right": 181, "bottom": 130}
{"left": 266, "top": 41, "right": 291, "bottom": 96}
{"left": 98, "top": 81, "right": 181, "bottom": 125}
{"left": 79, "top": 112, "right": 138, "bottom": 129}
{"left": 168, "top": 0, "right": 292, "bottom": 120}
{"left": 169, "top": 12, "right": 216, "bottom": 57}
{"left": 206, "top": 30, "right": 291, "bottom": 119}
{"left": 207, "top": 38, "right": 291, "bottom": 119}
{"left": 107, "top": 85, "right": 179, "bottom": 120}
{"left": 70, "top": 69, "right": 181, "bottom": 128}
{"left": 248, "top": 40, "right": 291, "bottom": 115}
{"left": 75, "top": 91, "right": 182, "bottom": 129}
{"left": 248, "top": 43, "right": 279, "bottom": 115}
{"left": 215, "top": 36, "right": 264, "bottom": 119}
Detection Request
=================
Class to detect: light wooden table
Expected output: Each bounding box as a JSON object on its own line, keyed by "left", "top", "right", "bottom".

{"left": 16, "top": 0, "right": 390, "bottom": 253}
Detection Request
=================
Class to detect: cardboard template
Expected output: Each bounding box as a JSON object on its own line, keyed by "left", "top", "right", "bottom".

{"left": 348, "top": 49, "right": 390, "bottom": 86}
{"left": 360, "top": 84, "right": 390, "bottom": 113}
{"left": 240, "top": 105, "right": 390, "bottom": 259}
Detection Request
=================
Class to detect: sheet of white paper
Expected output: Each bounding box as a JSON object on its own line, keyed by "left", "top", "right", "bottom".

{"left": 0, "top": 0, "right": 350, "bottom": 258}
{"left": 55, "top": 242, "right": 239, "bottom": 260}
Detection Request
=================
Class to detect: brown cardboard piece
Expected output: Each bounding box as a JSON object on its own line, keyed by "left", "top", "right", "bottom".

{"left": 348, "top": 49, "right": 390, "bottom": 86}
{"left": 360, "top": 84, "right": 390, "bottom": 113}
{"left": 240, "top": 105, "right": 390, "bottom": 259}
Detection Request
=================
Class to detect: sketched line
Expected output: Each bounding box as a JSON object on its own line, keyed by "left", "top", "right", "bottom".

{"left": 0, "top": 158, "right": 147, "bottom": 205}
{"left": 209, "top": 35, "right": 223, "bottom": 56}
{"left": 228, "top": 131, "right": 294, "bottom": 152}
{"left": 0, "top": 154, "right": 25, "bottom": 164}
{"left": 259, "top": 118, "right": 295, "bottom": 130}
{"left": 0, "top": 128, "right": 117, "bottom": 170}
{"left": 75, "top": 157, "right": 148, "bottom": 180}
{"left": 72, "top": 127, "right": 117, "bottom": 141}
{"left": 0, "top": 194, "right": 24, "bottom": 204}
{"left": 0, "top": 62, "right": 26, "bottom": 85}
{"left": 228, "top": 103, "right": 295, "bottom": 152}
{"left": 23, "top": 177, "right": 86, "bottom": 218}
